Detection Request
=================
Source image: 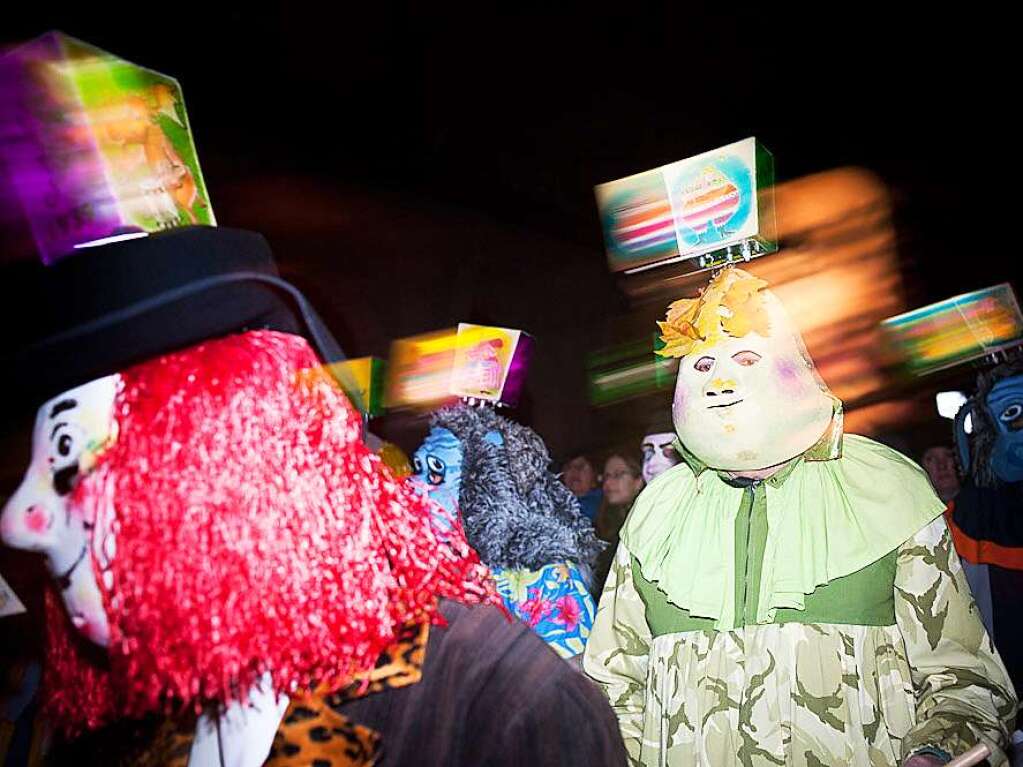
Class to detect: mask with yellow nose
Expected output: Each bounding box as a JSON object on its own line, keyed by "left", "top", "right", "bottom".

{"left": 659, "top": 268, "right": 836, "bottom": 472}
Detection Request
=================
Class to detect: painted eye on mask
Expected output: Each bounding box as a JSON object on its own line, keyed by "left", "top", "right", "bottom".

{"left": 49, "top": 424, "right": 86, "bottom": 496}
{"left": 49, "top": 423, "right": 84, "bottom": 465}
{"left": 693, "top": 356, "right": 714, "bottom": 373}
{"left": 426, "top": 456, "right": 445, "bottom": 475}
{"left": 999, "top": 403, "right": 1023, "bottom": 425}
{"left": 731, "top": 350, "right": 761, "bottom": 367}
{"left": 413, "top": 456, "right": 424, "bottom": 474}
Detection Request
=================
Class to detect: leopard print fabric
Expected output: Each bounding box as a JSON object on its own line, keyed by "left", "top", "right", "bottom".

{"left": 265, "top": 619, "right": 430, "bottom": 767}
{"left": 45, "top": 711, "right": 197, "bottom": 767}
{"left": 53, "top": 621, "right": 429, "bottom": 767}
{"left": 265, "top": 699, "right": 379, "bottom": 767}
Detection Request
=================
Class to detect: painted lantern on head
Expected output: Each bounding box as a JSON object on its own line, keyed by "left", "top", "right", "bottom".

{"left": 412, "top": 404, "right": 602, "bottom": 659}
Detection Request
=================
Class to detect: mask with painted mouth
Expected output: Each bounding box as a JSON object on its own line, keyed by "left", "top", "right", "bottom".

{"left": 1, "top": 331, "right": 498, "bottom": 738}
{"left": 660, "top": 268, "right": 836, "bottom": 472}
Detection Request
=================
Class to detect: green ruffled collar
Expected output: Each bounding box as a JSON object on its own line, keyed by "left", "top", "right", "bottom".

{"left": 623, "top": 415, "right": 943, "bottom": 630}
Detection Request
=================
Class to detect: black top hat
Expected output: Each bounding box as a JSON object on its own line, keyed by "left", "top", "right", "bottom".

{"left": 0, "top": 226, "right": 346, "bottom": 412}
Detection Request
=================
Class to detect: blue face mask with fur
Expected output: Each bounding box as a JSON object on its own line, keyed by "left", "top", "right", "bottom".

{"left": 986, "top": 376, "right": 1023, "bottom": 483}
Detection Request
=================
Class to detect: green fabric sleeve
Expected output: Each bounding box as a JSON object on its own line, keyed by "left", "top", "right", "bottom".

{"left": 583, "top": 542, "right": 652, "bottom": 767}
{"left": 896, "top": 517, "right": 1017, "bottom": 765}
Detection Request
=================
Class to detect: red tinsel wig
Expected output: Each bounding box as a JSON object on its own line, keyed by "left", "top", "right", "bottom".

{"left": 44, "top": 330, "right": 497, "bottom": 734}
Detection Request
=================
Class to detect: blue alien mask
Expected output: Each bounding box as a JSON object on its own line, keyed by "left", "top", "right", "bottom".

{"left": 412, "top": 425, "right": 505, "bottom": 530}
{"left": 413, "top": 427, "right": 464, "bottom": 526}
{"left": 982, "top": 375, "right": 1023, "bottom": 483}
{"left": 956, "top": 367, "right": 1023, "bottom": 485}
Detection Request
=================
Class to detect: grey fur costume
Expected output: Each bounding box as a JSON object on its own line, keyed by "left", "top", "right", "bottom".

{"left": 431, "top": 404, "right": 603, "bottom": 573}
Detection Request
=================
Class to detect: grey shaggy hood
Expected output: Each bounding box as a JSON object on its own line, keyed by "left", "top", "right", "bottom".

{"left": 432, "top": 404, "right": 603, "bottom": 572}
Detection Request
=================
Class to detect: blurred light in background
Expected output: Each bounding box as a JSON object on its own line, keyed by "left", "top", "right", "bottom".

{"left": 0, "top": 31, "right": 215, "bottom": 264}
{"left": 936, "top": 390, "right": 968, "bottom": 420}
{"left": 880, "top": 284, "right": 1023, "bottom": 376}
{"left": 586, "top": 335, "right": 676, "bottom": 407}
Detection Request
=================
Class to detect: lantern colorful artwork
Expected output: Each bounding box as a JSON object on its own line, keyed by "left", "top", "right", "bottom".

{"left": 595, "top": 137, "right": 776, "bottom": 275}
{"left": 0, "top": 31, "right": 215, "bottom": 263}
{"left": 881, "top": 284, "right": 1023, "bottom": 376}
{"left": 385, "top": 324, "right": 534, "bottom": 410}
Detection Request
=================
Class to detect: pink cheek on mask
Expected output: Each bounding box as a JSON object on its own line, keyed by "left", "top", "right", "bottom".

{"left": 71, "top": 614, "right": 94, "bottom": 639}
{"left": 25, "top": 505, "right": 51, "bottom": 535}
{"left": 673, "top": 388, "right": 688, "bottom": 425}
{"left": 774, "top": 358, "right": 810, "bottom": 398}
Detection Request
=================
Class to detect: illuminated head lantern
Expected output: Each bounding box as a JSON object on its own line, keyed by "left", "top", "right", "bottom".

{"left": 657, "top": 268, "right": 837, "bottom": 472}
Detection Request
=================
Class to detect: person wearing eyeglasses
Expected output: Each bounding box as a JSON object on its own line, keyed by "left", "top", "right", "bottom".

{"left": 591, "top": 454, "right": 645, "bottom": 597}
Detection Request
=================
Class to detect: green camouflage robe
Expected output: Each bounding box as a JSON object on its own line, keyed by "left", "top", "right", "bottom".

{"left": 584, "top": 434, "right": 1017, "bottom": 766}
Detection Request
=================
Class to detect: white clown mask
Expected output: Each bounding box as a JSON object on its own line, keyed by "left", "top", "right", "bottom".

{"left": 0, "top": 369, "right": 291, "bottom": 762}
{"left": 641, "top": 432, "right": 680, "bottom": 483}
{"left": 0, "top": 376, "right": 119, "bottom": 646}
{"left": 660, "top": 269, "right": 835, "bottom": 472}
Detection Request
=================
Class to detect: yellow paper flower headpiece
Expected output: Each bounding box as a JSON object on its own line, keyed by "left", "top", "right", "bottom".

{"left": 656, "top": 268, "right": 771, "bottom": 358}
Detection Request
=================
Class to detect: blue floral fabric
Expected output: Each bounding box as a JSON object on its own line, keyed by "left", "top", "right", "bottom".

{"left": 491, "top": 561, "right": 595, "bottom": 658}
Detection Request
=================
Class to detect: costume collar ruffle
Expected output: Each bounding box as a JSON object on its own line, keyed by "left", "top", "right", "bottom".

{"left": 623, "top": 428, "right": 944, "bottom": 630}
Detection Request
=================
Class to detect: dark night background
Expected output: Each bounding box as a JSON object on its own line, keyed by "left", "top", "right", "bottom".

{"left": 0, "top": 3, "right": 1019, "bottom": 716}
{"left": 0, "top": 5, "right": 1017, "bottom": 462}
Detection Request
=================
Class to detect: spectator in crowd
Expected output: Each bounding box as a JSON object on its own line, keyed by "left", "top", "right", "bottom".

{"left": 923, "top": 443, "right": 994, "bottom": 637}
{"left": 591, "top": 453, "right": 644, "bottom": 596}
{"left": 561, "top": 452, "right": 603, "bottom": 523}
{"left": 923, "top": 444, "right": 962, "bottom": 503}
